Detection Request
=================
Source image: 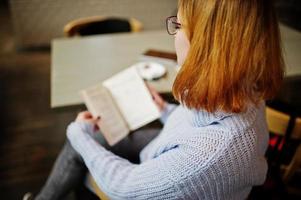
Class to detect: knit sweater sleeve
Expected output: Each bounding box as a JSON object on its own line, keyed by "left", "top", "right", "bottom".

{"left": 67, "top": 122, "right": 180, "bottom": 199}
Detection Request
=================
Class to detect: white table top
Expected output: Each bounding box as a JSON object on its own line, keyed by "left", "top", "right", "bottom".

{"left": 51, "top": 25, "right": 301, "bottom": 108}
{"left": 51, "top": 30, "right": 176, "bottom": 108}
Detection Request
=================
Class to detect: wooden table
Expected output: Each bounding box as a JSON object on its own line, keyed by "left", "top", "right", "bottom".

{"left": 51, "top": 30, "right": 176, "bottom": 108}
{"left": 51, "top": 24, "right": 301, "bottom": 108}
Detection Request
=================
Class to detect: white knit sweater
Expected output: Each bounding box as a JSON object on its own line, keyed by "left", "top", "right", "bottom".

{"left": 67, "top": 102, "right": 269, "bottom": 199}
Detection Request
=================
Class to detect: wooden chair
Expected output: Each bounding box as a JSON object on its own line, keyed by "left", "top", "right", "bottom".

{"left": 266, "top": 107, "right": 290, "bottom": 137}
{"left": 265, "top": 106, "right": 301, "bottom": 183}
{"left": 283, "top": 117, "right": 301, "bottom": 183}
{"left": 64, "top": 16, "right": 143, "bottom": 37}
{"left": 87, "top": 174, "right": 110, "bottom": 200}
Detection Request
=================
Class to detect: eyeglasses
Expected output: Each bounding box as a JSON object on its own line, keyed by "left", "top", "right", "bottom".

{"left": 166, "top": 16, "right": 182, "bottom": 35}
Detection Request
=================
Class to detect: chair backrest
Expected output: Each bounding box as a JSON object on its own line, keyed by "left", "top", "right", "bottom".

{"left": 265, "top": 106, "right": 301, "bottom": 183}
{"left": 88, "top": 174, "right": 110, "bottom": 200}
{"left": 266, "top": 106, "right": 290, "bottom": 136}
{"left": 266, "top": 106, "right": 301, "bottom": 138}
{"left": 292, "top": 117, "right": 301, "bottom": 139}
{"left": 64, "top": 16, "right": 143, "bottom": 37}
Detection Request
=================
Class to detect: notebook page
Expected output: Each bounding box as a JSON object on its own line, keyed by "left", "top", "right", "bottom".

{"left": 103, "top": 67, "right": 160, "bottom": 130}
{"left": 80, "top": 85, "right": 129, "bottom": 146}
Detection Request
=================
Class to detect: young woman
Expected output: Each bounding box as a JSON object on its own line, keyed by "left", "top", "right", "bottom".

{"left": 27, "top": 0, "right": 284, "bottom": 199}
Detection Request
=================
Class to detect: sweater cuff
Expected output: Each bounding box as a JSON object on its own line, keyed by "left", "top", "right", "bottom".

{"left": 66, "top": 122, "right": 109, "bottom": 162}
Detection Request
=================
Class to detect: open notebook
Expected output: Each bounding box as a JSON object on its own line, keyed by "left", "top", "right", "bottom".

{"left": 80, "top": 67, "right": 160, "bottom": 146}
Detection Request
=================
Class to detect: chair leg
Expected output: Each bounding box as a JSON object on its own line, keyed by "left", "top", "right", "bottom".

{"left": 283, "top": 144, "right": 301, "bottom": 183}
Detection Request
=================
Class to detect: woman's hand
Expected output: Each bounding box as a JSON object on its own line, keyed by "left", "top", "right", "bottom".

{"left": 146, "top": 83, "right": 167, "bottom": 112}
{"left": 75, "top": 111, "right": 101, "bottom": 132}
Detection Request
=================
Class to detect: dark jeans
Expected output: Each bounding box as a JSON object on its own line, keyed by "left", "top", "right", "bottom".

{"left": 35, "top": 128, "right": 161, "bottom": 200}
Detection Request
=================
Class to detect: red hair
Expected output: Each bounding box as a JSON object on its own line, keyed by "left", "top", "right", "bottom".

{"left": 173, "top": 0, "right": 284, "bottom": 113}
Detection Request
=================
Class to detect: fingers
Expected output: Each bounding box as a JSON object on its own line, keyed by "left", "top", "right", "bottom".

{"left": 76, "top": 111, "right": 91, "bottom": 121}
{"left": 76, "top": 111, "right": 101, "bottom": 124}
{"left": 85, "top": 116, "right": 101, "bottom": 124}
{"left": 146, "top": 83, "right": 157, "bottom": 96}
{"left": 152, "top": 89, "right": 163, "bottom": 102}
{"left": 79, "top": 111, "right": 93, "bottom": 118}
{"left": 82, "top": 115, "right": 101, "bottom": 132}
{"left": 145, "top": 83, "right": 167, "bottom": 111}
{"left": 146, "top": 83, "right": 160, "bottom": 100}
{"left": 74, "top": 111, "right": 101, "bottom": 133}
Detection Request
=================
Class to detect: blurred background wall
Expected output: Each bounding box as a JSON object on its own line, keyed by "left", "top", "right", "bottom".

{"left": 9, "top": 0, "right": 177, "bottom": 48}
{"left": 7, "top": 0, "right": 301, "bottom": 49}
{"left": 275, "top": 0, "right": 301, "bottom": 31}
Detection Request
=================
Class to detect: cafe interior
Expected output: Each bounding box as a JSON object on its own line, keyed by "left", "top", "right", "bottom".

{"left": 0, "top": 0, "right": 300, "bottom": 199}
